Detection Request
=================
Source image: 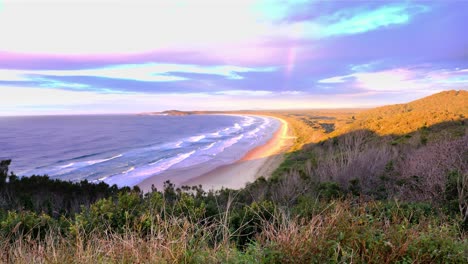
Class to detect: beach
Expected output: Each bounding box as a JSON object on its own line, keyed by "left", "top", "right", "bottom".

{"left": 138, "top": 115, "right": 295, "bottom": 191}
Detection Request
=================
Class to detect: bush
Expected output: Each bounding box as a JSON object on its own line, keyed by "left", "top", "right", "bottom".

{"left": 317, "top": 182, "right": 343, "bottom": 200}
{"left": 0, "top": 210, "right": 59, "bottom": 240}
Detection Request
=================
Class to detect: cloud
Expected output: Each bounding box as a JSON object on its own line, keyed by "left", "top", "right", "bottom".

{"left": 273, "top": 3, "right": 430, "bottom": 41}
{"left": 0, "top": 0, "right": 466, "bottom": 115}
{"left": 0, "top": 85, "right": 375, "bottom": 116}
{"left": 317, "top": 4, "right": 429, "bottom": 37}
{"left": 0, "top": 1, "right": 431, "bottom": 57}
{"left": 214, "top": 90, "right": 273, "bottom": 96}
{"left": 319, "top": 67, "right": 468, "bottom": 92}
{"left": 0, "top": 63, "right": 276, "bottom": 86}
{"left": 0, "top": 0, "right": 268, "bottom": 54}
{"left": 254, "top": 0, "right": 310, "bottom": 21}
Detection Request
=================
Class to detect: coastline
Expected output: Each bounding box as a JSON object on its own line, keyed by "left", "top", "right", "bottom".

{"left": 138, "top": 115, "right": 295, "bottom": 191}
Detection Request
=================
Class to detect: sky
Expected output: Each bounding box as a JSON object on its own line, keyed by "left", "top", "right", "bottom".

{"left": 0, "top": 0, "right": 467, "bottom": 115}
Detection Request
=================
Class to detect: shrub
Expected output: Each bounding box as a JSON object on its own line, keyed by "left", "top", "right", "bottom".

{"left": 0, "top": 210, "right": 58, "bottom": 240}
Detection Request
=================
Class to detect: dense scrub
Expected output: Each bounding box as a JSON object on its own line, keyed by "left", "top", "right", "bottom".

{"left": 1, "top": 141, "right": 467, "bottom": 263}
{"left": 251, "top": 121, "right": 468, "bottom": 224}
{"left": 0, "top": 160, "right": 135, "bottom": 217}
{"left": 0, "top": 180, "right": 467, "bottom": 263}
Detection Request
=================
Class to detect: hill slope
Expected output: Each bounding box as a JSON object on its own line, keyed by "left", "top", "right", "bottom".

{"left": 334, "top": 90, "right": 467, "bottom": 136}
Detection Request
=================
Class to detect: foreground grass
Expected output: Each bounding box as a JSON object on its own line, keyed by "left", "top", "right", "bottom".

{"left": 1, "top": 194, "right": 467, "bottom": 263}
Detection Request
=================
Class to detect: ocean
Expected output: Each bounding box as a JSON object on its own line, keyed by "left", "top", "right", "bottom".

{"left": 0, "top": 114, "right": 280, "bottom": 187}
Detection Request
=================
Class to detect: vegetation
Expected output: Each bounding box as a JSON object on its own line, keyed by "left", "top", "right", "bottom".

{"left": 1, "top": 90, "right": 467, "bottom": 263}
{"left": 332, "top": 90, "right": 467, "bottom": 136}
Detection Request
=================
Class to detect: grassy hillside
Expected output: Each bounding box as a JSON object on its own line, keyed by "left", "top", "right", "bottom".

{"left": 269, "top": 90, "right": 467, "bottom": 177}
{"left": 333, "top": 90, "right": 467, "bottom": 136}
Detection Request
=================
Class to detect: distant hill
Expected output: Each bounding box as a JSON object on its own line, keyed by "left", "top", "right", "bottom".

{"left": 160, "top": 110, "right": 193, "bottom": 116}
{"left": 334, "top": 90, "right": 467, "bottom": 136}
{"left": 144, "top": 110, "right": 226, "bottom": 116}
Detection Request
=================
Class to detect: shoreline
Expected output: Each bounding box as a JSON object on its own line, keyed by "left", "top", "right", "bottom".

{"left": 138, "top": 115, "right": 295, "bottom": 191}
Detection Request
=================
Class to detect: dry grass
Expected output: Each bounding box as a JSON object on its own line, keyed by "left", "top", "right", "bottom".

{"left": 258, "top": 200, "right": 468, "bottom": 264}
{"left": 2, "top": 199, "right": 466, "bottom": 264}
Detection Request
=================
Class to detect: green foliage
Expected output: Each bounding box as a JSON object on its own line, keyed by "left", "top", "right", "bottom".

{"left": 271, "top": 150, "right": 316, "bottom": 180}
{"left": 73, "top": 192, "right": 143, "bottom": 234}
{"left": 348, "top": 178, "right": 361, "bottom": 196}
{"left": 0, "top": 169, "right": 124, "bottom": 217}
{"left": 172, "top": 192, "right": 206, "bottom": 221}
{"left": 257, "top": 200, "right": 468, "bottom": 264}
{"left": 407, "top": 225, "right": 468, "bottom": 263}
{"left": 445, "top": 171, "right": 461, "bottom": 215}
{"left": 230, "top": 200, "right": 277, "bottom": 248}
{"left": 0, "top": 180, "right": 467, "bottom": 263}
{"left": 0, "top": 210, "right": 59, "bottom": 240}
{"left": 317, "top": 182, "right": 343, "bottom": 200}
{"left": 291, "top": 194, "right": 328, "bottom": 219}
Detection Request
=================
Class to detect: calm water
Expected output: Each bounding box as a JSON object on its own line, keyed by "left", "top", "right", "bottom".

{"left": 0, "top": 114, "right": 279, "bottom": 186}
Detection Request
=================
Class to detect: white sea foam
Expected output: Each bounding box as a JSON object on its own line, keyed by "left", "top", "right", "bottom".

{"left": 241, "top": 116, "right": 256, "bottom": 127}
{"left": 104, "top": 150, "right": 196, "bottom": 187}
{"left": 220, "top": 123, "right": 242, "bottom": 135}
{"left": 98, "top": 175, "right": 109, "bottom": 181}
{"left": 122, "top": 166, "right": 135, "bottom": 174}
{"left": 60, "top": 163, "right": 75, "bottom": 169}
{"left": 247, "top": 127, "right": 261, "bottom": 137}
{"left": 187, "top": 135, "right": 205, "bottom": 142}
{"left": 202, "top": 142, "right": 216, "bottom": 150}
{"left": 221, "top": 134, "right": 244, "bottom": 150}
{"left": 87, "top": 154, "right": 123, "bottom": 165}
{"left": 49, "top": 154, "right": 123, "bottom": 176}
{"left": 207, "top": 131, "right": 222, "bottom": 137}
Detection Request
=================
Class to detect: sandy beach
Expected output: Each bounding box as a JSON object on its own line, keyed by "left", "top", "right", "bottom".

{"left": 138, "top": 115, "right": 295, "bottom": 191}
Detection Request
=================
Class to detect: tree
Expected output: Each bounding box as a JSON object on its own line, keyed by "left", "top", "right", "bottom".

{"left": 0, "top": 159, "right": 11, "bottom": 186}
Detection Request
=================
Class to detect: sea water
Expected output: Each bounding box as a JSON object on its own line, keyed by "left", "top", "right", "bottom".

{"left": 0, "top": 114, "right": 279, "bottom": 187}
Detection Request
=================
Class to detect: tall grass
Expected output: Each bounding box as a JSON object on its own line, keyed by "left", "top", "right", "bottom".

{"left": 1, "top": 198, "right": 466, "bottom": 263}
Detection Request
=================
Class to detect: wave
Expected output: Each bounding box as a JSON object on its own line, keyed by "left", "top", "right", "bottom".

{"left": 103, "top": 150, "right": 197, "bottom": 187}
{"left": 220, "top": 123, "right": 242, "bottom": 135}
{"left": 241, "top": 116, "right": 256, "bottom": 127}
{"left": 207, "top": 131, "right": 222, "bottom": 138}
{"left": 67, "top": 152, "right": 107, "bottom": 162}
{"left": 247, "top": 127, "right": 261, "bottom": 137}
{"left": 187, "top": 135, "right": 205, "bottom": 142}
{"left": 87, "top": 154, "right": 123, "bottom": 165}
{"left": 38, "top": 153, "right": 124, "bottom": 177}
{"left": 220, "top": 134, "right": 244, "bottom": 150}
{"left": 31, "top": 116, "right": 277, "bottom": 185}
{"left": 157, "top": 150, "right": 196, "bottom": 169}
{"left": 202, "top": 142, "right": 217, "bottom": 151}
{"left": 122, "top": 166, "right": 135, "bottom": 174}
{"left": 59, "top": 163, "right": 75, "bottom": 169}
{"left": 97, "top": 175, "right": 109, "bottom": 181}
